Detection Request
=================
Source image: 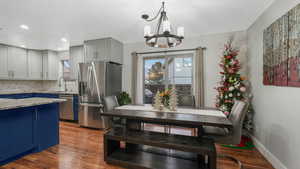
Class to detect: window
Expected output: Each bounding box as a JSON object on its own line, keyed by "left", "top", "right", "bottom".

{"left": 143, "top": 54, "right": 193, "bottom": 104}
{"left": 62, "top": 60, "right": 71, "bottom": 80}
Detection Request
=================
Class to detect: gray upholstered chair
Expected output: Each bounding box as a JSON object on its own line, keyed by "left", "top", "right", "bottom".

{"left": 103, "top": 96, "right": 119, "bottom": 112}
{"left": 201, "top": 100, "right": 249, "bottom": 168}
{"left": 178, "top": 95, "right": 195, "bottom": 108}
{"left": 168, "top": 95, "right": 196, "bottom": 134}
{"left": 103, "top": 96, "right": 123, "bottom": 128}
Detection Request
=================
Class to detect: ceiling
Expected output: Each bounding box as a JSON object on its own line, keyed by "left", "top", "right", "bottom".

{"left": 0, "top": 0, "right": 274, "bottom": 50}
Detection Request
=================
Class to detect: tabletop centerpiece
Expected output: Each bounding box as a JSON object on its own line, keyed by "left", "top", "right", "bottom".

{"left": 153, "top": 85, "right": 178, "bottom": 111}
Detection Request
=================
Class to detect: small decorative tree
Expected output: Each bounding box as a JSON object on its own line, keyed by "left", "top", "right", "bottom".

{"left": 153, "top": 91, "right": 162, "bottom": 110}
{"left": 169, "top": 85, "right": 178, "bottom": 111}
{"left": 215, "top": 39, "right": 247, "bottom": 116}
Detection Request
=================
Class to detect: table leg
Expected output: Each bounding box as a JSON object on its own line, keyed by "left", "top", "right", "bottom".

{"left": 125, "top": 119, "right": 141, "bottom": 153}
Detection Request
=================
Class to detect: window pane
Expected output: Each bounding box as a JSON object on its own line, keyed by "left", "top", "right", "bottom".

{"left": 168, "top": 56, "right": 193, "bottom": 102}
{"left": 144, "top": 58, "right": 165, "bottom": 104}
{"left": 143, "top": 55, "right": 193, "bottom": 105}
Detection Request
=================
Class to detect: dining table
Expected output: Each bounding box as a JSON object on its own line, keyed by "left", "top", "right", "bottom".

{"left": 101, "top": 104, "right": 233, "bottom": 169}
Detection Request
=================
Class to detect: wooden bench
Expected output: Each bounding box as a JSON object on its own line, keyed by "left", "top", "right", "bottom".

{"left": 104, "top": 127, "right": 216, "bottom": 169}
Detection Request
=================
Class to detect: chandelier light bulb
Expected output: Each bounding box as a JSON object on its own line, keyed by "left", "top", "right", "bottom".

{"left": 177, "top": 27, "right": 184, "bottom": 37}
{"left": 144, "top": 25, "right": 151, "bottom": 37}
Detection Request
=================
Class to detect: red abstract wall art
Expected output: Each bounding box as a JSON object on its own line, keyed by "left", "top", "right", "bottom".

{"left": 263, "top": 4, "right": 300, "bottom": 87}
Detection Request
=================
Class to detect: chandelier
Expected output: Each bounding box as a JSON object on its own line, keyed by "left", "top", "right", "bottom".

{"left": 142, "top": 2, "right": 184, "bottom": 48}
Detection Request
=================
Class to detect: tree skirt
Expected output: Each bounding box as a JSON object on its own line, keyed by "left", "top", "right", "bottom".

{"left": 222, "top": 135, "right": 254, "bottom": 150}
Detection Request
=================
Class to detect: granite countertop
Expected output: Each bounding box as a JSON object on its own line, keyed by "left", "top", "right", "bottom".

{"left": 0, "top": 97, "right": 66, "bottom": 110}
{"left": 0, "top": 90, "right": 78, "bottom": 95}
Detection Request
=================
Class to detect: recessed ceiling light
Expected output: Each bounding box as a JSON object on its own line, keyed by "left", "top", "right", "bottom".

{"left": 61, "top": 38, "right": 67, "bottom": 42}
{"left": 21, "top": 45, "right": 26, "bottom": 48}
{"left": 20, "top": 24, "right": 29, "bottom": 30}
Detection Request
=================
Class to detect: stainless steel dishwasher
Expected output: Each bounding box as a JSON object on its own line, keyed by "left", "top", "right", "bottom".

{"left": 59, "top": 94, "right": 74, "bottom": 120}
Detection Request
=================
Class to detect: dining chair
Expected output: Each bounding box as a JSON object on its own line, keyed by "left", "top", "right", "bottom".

{"left": 201, "top": 100, "right": 249, "bottom": 169}
{"left": 103, "top": 95, "right": 124, "bottom": 128}
{"left": 169, "top": 95, "right": 196, "bottom": 135}
{"left": 177, "top": 95, "right": 195, "bottom": 107}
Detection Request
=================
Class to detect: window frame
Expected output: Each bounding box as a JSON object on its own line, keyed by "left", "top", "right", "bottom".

{"left": 142, "top": 53, "right": 194, "bottom": 104}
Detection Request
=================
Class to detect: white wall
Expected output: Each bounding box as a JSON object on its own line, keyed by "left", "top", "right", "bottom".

{"left": 247, "top": 1, "right": 300, "bottom": 169}
{"left": 123, "top": 31, "right": 248, "bottom": 107}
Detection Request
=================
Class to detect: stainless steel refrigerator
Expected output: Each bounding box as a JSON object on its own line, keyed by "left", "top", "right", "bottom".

{"left": 78, "top": 61, "right": 122, "bottom": 129}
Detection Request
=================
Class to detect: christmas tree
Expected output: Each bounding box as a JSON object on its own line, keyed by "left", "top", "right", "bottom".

{"left": 169, "top": 85, "right": 178, "bottom": 111}
{"left": 215, "top": 40, "right": 247, "bottom": 116}
{"left": 153, "top": 91, "right": 163, "bottom": 110}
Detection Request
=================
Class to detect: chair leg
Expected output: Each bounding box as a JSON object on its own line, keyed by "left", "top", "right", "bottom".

{"left": 218, "top": 154, "right": 243, "bottom": 169}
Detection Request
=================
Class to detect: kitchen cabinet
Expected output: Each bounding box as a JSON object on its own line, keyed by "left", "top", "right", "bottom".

{"left": 43, "top": 50, "right": 59, "bottom": 80}
{"left": 0, "top": 45, "right": 8, "bottom": 79}
{"left": 28, "top": 50, "right": 43, "bottom": 80}
{"left": 109, "top": 38, "right": 123, "bottom": 64}
{"left": 7, "top": 46, "right": 28, "bottom": 79}
{"left": 36, "top": 103, "right": 59, "bottom": 151}
{"left": 0, "top": 107, "right": 36, "bottom": 163}
{"left": 84, "top": 37, "right": 123, "bottom": 64}
{"left": 0, "top": 102, "right": 60, "bottom": 165}
{"left": 70, "top": 46, "right": 84, "bottom": 79}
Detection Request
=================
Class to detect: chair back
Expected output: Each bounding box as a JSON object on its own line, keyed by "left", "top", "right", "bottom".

{"left": 228, "top": 100, "right": 249, "bottom": 144}
{"left": 103, "top": 96, "right": 119, "bottom": 112}
{"left": 178, "top": 95, "right": 195, "bottom": 107}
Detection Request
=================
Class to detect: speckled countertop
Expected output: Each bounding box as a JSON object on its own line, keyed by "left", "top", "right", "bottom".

{"left": 0, "top": 90, "right": 78, "bottom": 95}
{"left": 0, "top": 97, "right": 66, "bottom": 110}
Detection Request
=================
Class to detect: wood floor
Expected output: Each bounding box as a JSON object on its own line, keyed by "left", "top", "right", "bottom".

{"left": 1, "top": 122, "right": 275, "bottom": 169}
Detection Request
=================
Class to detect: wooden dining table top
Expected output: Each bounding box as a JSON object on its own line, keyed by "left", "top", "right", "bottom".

{"left": 101, "top": 105, "right": 233, "bottom": 128}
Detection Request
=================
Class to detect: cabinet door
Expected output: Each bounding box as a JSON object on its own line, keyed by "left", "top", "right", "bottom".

{"left": 42, "top": 51, "right": 49, "bottom": 80}
{"left": 7, "top": 47, "right": 28, "bottom": 79}
{"left": 0, "top": 107, "right": 36, "bottom": 162}
{"left": 110, "top": 39, "right": 123, "bottom": 64}
{"left": 28, "top": 50, "right": 43, "bottom": 80}
{"left": 70, "top": 46, "right": 83, "bottom": 79}
{"left": 84, "top": 39, "right": 108, "bottom": 62}
{"left": 48, "top": 51, "right": 59, "bottom": 80}
{"left": 0, "top": 45, "right": 8, "bottom": 79}
{"left": 36, "top": 104, "right": 59, "bottom": 151}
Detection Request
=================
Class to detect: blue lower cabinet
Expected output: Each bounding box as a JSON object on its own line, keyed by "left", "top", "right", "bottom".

{"left": 35, "top": 103, "right": 59, "bottom": 152}
{"left": 0, "top": 103, "right": 60, "bottom": 165}
{"left": 73, "top": 95, "right": 79, "bottom": 121}
{"left": 33, "top": 93, "right": 59, "bottom": 98}
{"left": 0, "top": 93, "right": 33, "bottom": 99}
{"left": 0, "top": 107, "right": 36, "bottom": 165}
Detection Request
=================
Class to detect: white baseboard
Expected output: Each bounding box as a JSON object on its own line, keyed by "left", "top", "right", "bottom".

{"left": 250, "top": 135, "right": 288, "bottom": 169}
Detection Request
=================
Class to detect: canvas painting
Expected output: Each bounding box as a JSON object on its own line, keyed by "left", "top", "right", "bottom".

{"left": 263, "top": 3, "right": 300, "bottom": 87}
{"left": 288, "top": 4, "right": 300, "bottom": 87}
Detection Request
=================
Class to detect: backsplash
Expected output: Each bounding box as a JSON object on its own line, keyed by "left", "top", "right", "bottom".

{"left": 0, "top": 80, "right": 78, "bottom": 93}
{"left": 0, "top": 80, "right": 44, "bottom": 91}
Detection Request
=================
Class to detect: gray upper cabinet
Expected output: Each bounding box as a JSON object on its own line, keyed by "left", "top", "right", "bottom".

{"left": 0, "top": 45, "right": 9, "bottom": 79}
{"left": 70, "top": 46, "right": 84, "bottom": 79}
{"left": 7, "top": 46, "right": 28, "bottom": 80}
{"left": 108, "top": 38, "right": 123, "bottom": 64}
{"left": 84, "top": 38, "right": 123, "bottom": 64}
{"left": 43, "top": 50, "right": 59, "bottom": 80}
{"left": 28, "top": 50, "right": 43, "bottom": 80}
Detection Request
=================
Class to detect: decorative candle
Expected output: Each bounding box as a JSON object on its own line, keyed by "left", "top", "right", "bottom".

{"left": 163, "top": 20, "right": 171, "bottom": 33}
{"left": 177, "top": 27, "right": 184, "bottom": 37}
{"left": 144, "top": 25, "right": 151, "bottom": 37}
